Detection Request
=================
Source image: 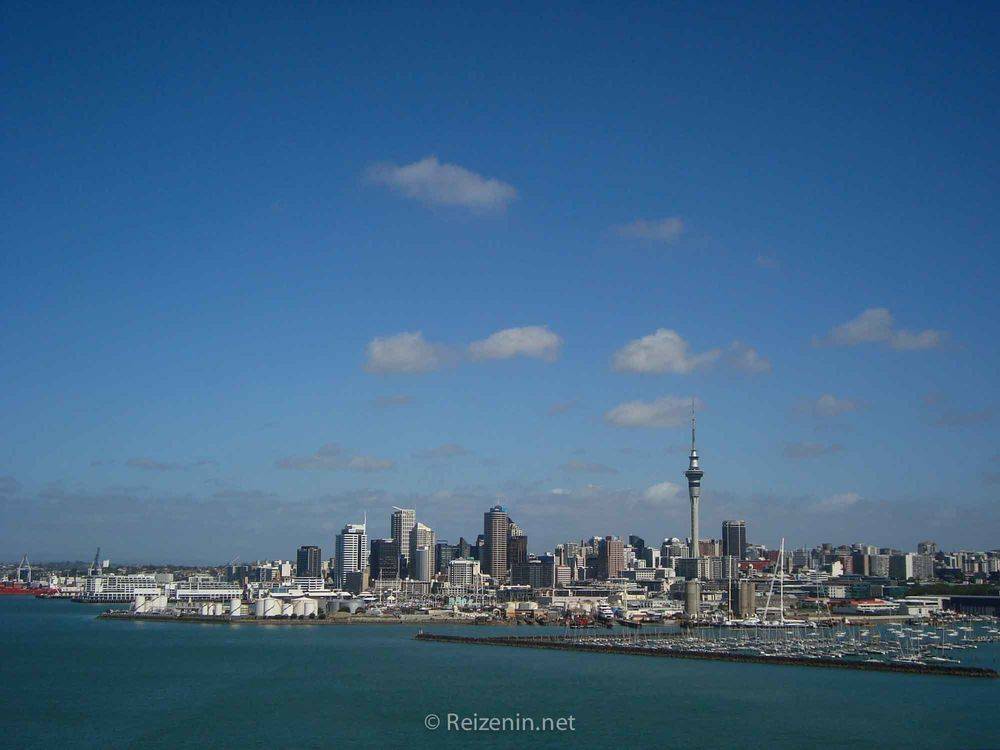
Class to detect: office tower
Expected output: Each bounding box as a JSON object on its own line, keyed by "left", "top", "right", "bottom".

{"left": 482, "top": 505, "right": 510, "bottom": 580}
{"left": 412, "top": 546, "right": 433, "bottom": 582}
{"left": 721, "top": 520, "right": 747, "bottom": 559}
{"left": 869, "top": 554, "right": 890, "bottom": 577}
{"left": 390, "top": 507, "right": 416, "bottom": 572}
{"left": 296, "top": 545, "right": 321, "bottom": 578}
{"left": 369, "top": 538, "right": 399, "bottom": 580}
{"left": 685, "top": 408, "right": 704, "bottom": 561}
{"left": 629, "top": 535, "right": 646, "bottom": 558}
{"left": 435, "top": 541, "right": 455, "bottom": 573}
{"left": 889, "top": 553, "right": 915, "bottom": 580}
{"left": 917, "top": 540, "right": 938, "bottom": 556}
{"left": 455, "top": 537, "right": 473, "bottom": 559}
{"left": 598, "top": 536, "right": 625, "bottom": 580}
{"left": 409, "top": 522, "right": 436, "bottom": 570}
{"left": 507, "top": 533, "right": 528, "bottom": 570}
{"left": 334, "top": 521, "right": 368, "bottom": 588}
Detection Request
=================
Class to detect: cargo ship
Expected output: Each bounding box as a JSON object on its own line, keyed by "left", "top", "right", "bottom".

{"left": 0, "top": 583, "right": 57, "bottom": 596}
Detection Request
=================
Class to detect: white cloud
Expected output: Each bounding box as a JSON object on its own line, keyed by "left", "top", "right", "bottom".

{"left": 890, "top": 329, "right": 945, "bottom": 351}
{"left": 364, "top": 331, "right": 449, "bottom": 373}
{"left": 604, "top": 396, "right": 701, "bottom": 428}
{"left": 365, "top": 156, "right": 517, "bottom": 211}
{"left": 817, "top": 308, "right": 945, "bottom": 351}
{"left": 613, "top": 329, "right": 720, "bottom": 374}
{"left": 276, "top": 444, "right": 394, "bottom": 473}
{"left": 726, "top": 341, "right": 772, "bottom": 374}
{"left": 549, "top": 488, "right": 572, "bottom": 496}
{"left": 811, "top": 394, "right": 860, "bottom": 418}
{"left": 615, "top": 217, "right": 685, "bottom": 243}
{"left": 468, "top": 326, "right": 562, "bottom": 362}
{"left": 812, "top": 491, "right": 861, "bottom": 513}
{"left": 643, "top": 481, "right": 682, "bottom": 504}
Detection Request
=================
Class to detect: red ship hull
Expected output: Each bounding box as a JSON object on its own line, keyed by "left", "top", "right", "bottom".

{"left": 0, "top": 585, "right": 57, "bottom": 595}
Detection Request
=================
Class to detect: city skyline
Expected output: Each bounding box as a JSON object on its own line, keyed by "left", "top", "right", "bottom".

{"left": 2, "top": 5, "right": 998, "bottom": 562}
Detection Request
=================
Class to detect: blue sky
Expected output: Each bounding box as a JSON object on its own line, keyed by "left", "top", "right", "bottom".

{"left": 2, "top": 3, "right": 997, "bottom": 563}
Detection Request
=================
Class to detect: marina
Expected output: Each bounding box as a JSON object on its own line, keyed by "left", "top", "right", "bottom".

{"left": 416, "top": 621, "right": 1000, "bottom": 678}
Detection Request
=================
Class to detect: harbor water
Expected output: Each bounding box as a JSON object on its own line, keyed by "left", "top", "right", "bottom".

{"left": 2, "top": 597, "right": 998, "bottom": 749}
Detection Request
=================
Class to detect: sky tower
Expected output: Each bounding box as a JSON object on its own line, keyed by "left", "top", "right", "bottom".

{"left": 685, "top": 406, "right": 704, "bottom": 561}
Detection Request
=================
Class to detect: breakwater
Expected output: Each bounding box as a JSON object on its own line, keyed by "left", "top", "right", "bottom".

{"left": 414, "top": 632, "right": 999, "bottom": 679}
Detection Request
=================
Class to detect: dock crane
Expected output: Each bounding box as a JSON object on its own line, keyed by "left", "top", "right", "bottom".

{"left": 88, "top": 547, "right": 101, "bottom": 577}
{"left": 16, "top": 553, "right": 30, "bottom": 584}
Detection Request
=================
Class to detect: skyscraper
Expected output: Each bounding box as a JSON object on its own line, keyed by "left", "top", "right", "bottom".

{"left": 598, "top": 536, "right": 625, "bottom": 579}
{"left": 369, "top": 538, "right": 399, "bottom": 580}
{"left": 409, "top": 521, "right": 436, "bottom": 572}
{"left": 390, "top": 507, "right": 416, "bottom": 574}
{"left": 722, "top": 520, "right": 747, "bottom": 559}
{"left": 412, "top": 546, "right": 433, "bottom": 582}
{"left": 334, "top": 521, "right": 368, "bottom": 588}
{"left": 296, "top": 545, "right": 322, "bottom": 578}
{"left": 482, "top": 504, "right": 510, "bottom": 580}
{"left": 685, "top": 408, "right": 704, "bottom": 561}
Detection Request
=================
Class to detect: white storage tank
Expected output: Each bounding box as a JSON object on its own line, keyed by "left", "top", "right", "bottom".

{"left": 199, "top": 603, "right": 212, "bottom": 616}
{"left": 255, "top": 597, "right": 282, "bottom": 618}
{"left": 281, "top": 601, "right": 295, "bottom": 617}
{"left": 213, "top": 602, "right": 225, "bottom": 616}
{"left": 301, "top": 598, "right": 318, "bottom": 617}
{"left": 230, "top": 598, "right": 242, "bottom": 617}
{"left": 292, "top": 599, "right": 306, "bottom": 617}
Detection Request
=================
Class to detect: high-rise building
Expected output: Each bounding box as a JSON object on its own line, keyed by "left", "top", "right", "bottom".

{"left": 409, "top": 522, "right": 436, "bottom": 573}
{"left": 390, "top": 507, "right": 416, "bottom": 573}
{"left": 455, "top": 537, "right": 473, "bottom": 559}
{"left": 435, "top": 541, "right": 455, "bottom": 573}
{"left": 334, "top": 521, "right": 368, "bottom": 588}
{"left": 482, "top": 505, "right": 510, "bottom": 580}
{"left": 722, "top": 520, "right": 747, "bottom": 559}
{"left": 685, "top": 409, "right": 704, "bottom": 561}
{"left": 598, "top": 536, "right": 625, "bottom": 580}
{"left": 412, "top": 546, "right": 433, "bottom": 582}
{"left": 917, "top": 540, "right": 938, "bottom": 556}
{"left": 296, "top": 545, "right": 321, "bottom": 578}
{"left": 447, "top": 558, "right": 480, "bottom": 587}
{"left": 369, "top": 538, "right": 399, "bottom": 580}
{"left": 507, "top": 533, "right": 528, "bottom": 570}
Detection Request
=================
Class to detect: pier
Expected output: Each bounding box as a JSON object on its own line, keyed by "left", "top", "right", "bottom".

{"left": 414, "top": 632, "right": 999, "bottom": 678}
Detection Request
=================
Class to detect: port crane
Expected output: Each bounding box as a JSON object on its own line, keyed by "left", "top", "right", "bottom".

{"left": 16, "top": 553, "right": 31, "bottom": 584}
{"left": 88, "top": 547, "right": 101, "bottom": 576}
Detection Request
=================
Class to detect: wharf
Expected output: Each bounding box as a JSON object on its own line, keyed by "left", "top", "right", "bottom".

{"left": 414, "top": 632, "right": 999, "bottom": 679}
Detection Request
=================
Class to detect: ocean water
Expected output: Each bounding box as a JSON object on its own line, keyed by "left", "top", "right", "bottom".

{"left": 2, "top": 597, "right": 998, "bottom": 749}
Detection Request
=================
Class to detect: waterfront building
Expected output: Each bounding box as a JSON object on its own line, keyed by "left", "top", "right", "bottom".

{"left": 296, "top": 546, "right": 322, "bottom": 578}
{"left": 334, "top": 521, "right": 369, "bottom": 588}
{"left": 447, "top": 558, "right": 481, "bottom": 587}
{"left": 482, "top": 505, "right": 510, "bottom": 580}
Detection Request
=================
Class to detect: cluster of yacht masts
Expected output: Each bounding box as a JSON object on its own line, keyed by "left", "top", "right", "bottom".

{"left": 564, "top": 621, "right": 1000, "bottom": 667}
